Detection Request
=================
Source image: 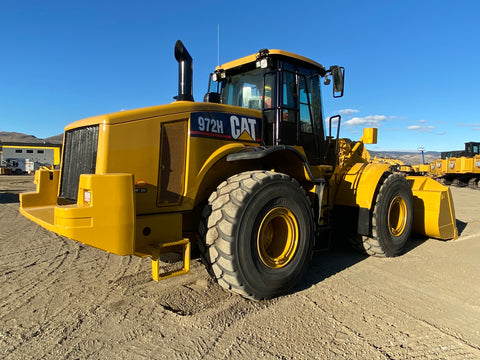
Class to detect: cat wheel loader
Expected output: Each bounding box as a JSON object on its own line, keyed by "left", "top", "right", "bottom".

{"left": 20, "top": 40, "right": 458, "bottom": 300}
{"left": 425, "top": 142, "right": 480, "bottom": 189}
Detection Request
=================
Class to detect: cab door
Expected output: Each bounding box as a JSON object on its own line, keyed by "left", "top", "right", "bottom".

{"left": 262, "top": 68, "right": 323, "bottom": 165}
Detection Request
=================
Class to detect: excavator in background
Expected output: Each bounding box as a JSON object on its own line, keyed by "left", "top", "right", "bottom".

{"left": 20, "top": 41, "right": 457, "bottom": 300}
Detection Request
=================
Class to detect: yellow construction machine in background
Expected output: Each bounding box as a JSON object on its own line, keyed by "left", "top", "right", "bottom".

{"left": 20, "top": 41, "right": 457, "bottom": 300}
{"left": 427, "top": 143, "right": 480, "bottom": 189}
{"left": 404, "top": 142, "right": 480, "bottom": 189}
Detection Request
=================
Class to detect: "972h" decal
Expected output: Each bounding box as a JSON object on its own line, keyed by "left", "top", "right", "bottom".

{"left": 190, "top": 112, "right": 261, "bottom": 143}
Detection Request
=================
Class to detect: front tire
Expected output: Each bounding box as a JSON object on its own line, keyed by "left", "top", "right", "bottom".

{"left": 200, "top": 171, "right": 315, "bottom": 300}
{"left": 357, "top": 173, "right": 414, "bottom": 257}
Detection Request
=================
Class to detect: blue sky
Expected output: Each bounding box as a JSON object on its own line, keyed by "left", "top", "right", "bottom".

{"left": 1, "top": 0, "right": 479, "bottom": 152}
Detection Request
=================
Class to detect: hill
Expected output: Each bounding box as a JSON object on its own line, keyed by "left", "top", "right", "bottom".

{"left": 0, "top": 131, "right": 63, "bottom": 145}
{"left": 369, "top": 150, "right": 440, "bottom": 166}
{"left": 0, "top": 131, "right": 440, "bottom": 165}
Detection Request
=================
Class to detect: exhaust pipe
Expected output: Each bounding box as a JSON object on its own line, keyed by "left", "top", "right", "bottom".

{"left": 174, "top": 40, "right": 194, "bottom": 102}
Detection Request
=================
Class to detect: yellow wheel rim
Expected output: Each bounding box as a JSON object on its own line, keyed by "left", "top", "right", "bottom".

{"left": 388, "top": 196, "right": 407, "bottom": 237}
{"left": 257, "top": 207, "right": 299, "bottom": 269}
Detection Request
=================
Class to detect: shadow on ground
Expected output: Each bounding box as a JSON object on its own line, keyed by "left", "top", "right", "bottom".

{"left": 296, "top": 232, "right": 428, "bottom": 294}
{"left": 456, "top": 219, "right": 468, "bottom": 236}
{"left": 0, "top": 192, "right": 20, "bottom": 204}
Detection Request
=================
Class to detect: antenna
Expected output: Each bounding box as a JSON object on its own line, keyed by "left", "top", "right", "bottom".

{"left": 217, "top": 24, "right": 220, "bottom": 66}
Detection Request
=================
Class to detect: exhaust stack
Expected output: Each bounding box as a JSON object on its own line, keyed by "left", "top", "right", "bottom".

{"left": 174, "top": 40, "right": 194, "bottom": 102}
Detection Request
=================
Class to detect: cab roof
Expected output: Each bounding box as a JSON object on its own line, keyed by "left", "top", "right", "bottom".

{"left": 216, "top": 49, "right": 326, "bottom": 74}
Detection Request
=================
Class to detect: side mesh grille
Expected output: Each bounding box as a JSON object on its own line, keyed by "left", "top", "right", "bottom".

{"left": 59, "top": 125, "right": 99, "bottom": 204}
{"left": 157, "top": 120, "right": 187, "bottom": 206}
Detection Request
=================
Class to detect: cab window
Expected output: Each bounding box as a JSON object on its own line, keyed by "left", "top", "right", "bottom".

{"left": 221, "top": 68, "right": 265, "bottom": 110}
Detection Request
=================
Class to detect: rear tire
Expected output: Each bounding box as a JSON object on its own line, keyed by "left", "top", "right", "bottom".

{"left": 200, "top": 171, "right": 315, "bottom": 300}
{"left": 357, "top": 173, "right": 414, "bottom": 257}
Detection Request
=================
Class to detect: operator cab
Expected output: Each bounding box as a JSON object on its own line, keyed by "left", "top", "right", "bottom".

{"left": 205, "top": 49, "right": 344, "bottom": 165}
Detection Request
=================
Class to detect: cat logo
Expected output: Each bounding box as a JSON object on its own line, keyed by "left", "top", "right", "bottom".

{"left": 230, "top": 115, "right": 257, "bottom": 141}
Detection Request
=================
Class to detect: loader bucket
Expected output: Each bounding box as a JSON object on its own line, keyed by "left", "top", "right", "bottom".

{"left": 406, "top": 176, "right": 458, "bottom": 240}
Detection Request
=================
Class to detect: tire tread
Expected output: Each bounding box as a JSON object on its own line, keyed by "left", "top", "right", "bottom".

{"left": 353, "top": 172, "right": 413, "bottom": 258}
{"left": 199, "top": 170, "right": 312, "bottom": 299}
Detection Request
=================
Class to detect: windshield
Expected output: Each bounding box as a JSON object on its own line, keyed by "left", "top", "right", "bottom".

{"left": 220, "top": 68, "right": 266, "bottom": 110}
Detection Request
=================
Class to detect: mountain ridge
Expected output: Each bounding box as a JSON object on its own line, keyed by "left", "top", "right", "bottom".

{"left": 0, "top": 131, "right": 439, "bottom": 165}
{"left": 0, "top": 131, "right": 63, "bottom": 144}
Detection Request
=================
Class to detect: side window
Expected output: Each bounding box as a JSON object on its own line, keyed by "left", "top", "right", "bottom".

{"left": 224, "top": 83, "right": 235, "bottom": 105}
{"left": 263, "top": 72, "right": 276, "bottom": 110}
{"left": 299, "top": 76, "right": 313, "bottom": 133}
{"left": 308, "top": 75, "right": 322, "bottom": 132}
{"left": 208, "top": 74, "right": 220, "bottom": 93}
{"left": 282, "top": 72, "right": 297, "bottom": 123}
{"left": 283, "top": 72, "right": 296, "bottom": 108}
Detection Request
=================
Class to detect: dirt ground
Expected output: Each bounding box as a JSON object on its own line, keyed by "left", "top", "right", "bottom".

{"left": 1, "top": 175, "right": 479, "bottom": 360}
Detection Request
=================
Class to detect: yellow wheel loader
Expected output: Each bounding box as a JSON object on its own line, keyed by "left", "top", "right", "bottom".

{"left": 20, "top": 40, "right": 457, "bottom": 300}
{"left": 423, "top": 142, "right": 480, "bottom": 188}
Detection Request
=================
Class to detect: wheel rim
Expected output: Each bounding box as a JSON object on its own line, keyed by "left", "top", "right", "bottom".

{"left": 257, "top": 207, "right": 299, "bottom": 269}
{"left": 388, "top": 196, "right": 407, "bottom": 237}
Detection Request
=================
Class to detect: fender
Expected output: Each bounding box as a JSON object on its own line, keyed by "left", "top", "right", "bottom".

{"left": 190, "top": 142, "right": 249, "bottom": 206}
{"left": 333, "top": 162, "right": 391, "bottom": 235}
{"left": 227, "top": 145, "right": 326, "bottom": 184}
{"left": 227, "top": 145, "right": 327, "bottom": 225}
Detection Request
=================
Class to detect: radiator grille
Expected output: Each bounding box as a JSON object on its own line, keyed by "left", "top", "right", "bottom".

{"left": 59, "top": 125, "right": 99, "bottom": 203}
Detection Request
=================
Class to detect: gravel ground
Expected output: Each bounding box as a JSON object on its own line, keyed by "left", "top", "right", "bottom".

{"left": 1, "top": 175, "right": 479, "bottom": 359}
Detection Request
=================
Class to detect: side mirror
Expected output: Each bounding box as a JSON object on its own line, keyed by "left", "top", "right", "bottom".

{"left": 330, "top": 65, "right": 345, "bottom": 98}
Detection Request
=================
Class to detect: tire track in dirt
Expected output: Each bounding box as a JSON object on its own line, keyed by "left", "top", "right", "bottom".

{"left": 1, "top": 252, "right": 139, "bottom": 359}
{"left": 352, "top": 248, "right": 480, "bottom": 348}
{"left": 1, "top": 226, "right": 77, "bottom": 319}
{"left": 0, "top": 202, "right": 139, "bottom": 359}
{"left": 302, "top": 268, "right": 480, "bottom": 359}
{"left": 46, "top": 267, "right": 218, "bottom": 359}
{"left": 1, "top": 208, "right": 218, "bottom": 358}
{"left": 0, "top": 202, "right": 25, "bottom": 244}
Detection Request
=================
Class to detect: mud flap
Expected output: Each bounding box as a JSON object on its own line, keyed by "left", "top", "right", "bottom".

{"left": 406, "top": 176, "right": 458, "bottom": 240}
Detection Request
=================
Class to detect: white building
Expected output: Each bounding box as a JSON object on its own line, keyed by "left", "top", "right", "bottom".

{"left": 0, "top": 142, "right": 62, "bottom": 169}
